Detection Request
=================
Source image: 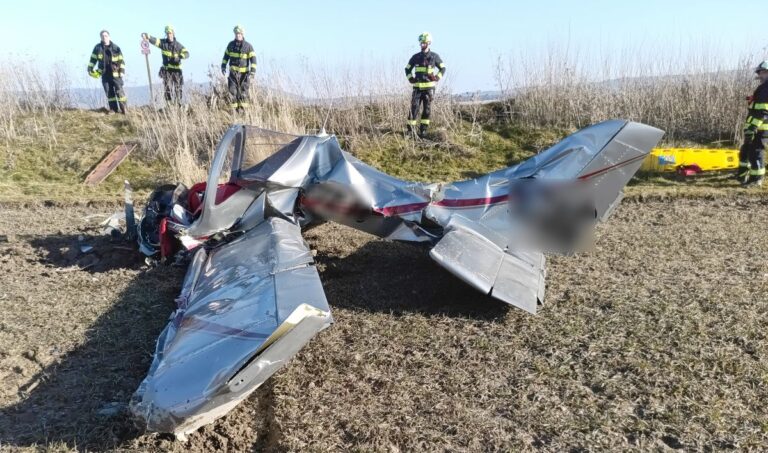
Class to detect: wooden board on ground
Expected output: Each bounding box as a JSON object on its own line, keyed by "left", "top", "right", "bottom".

{"left": 84, "top": 143, "right": 137, "bottom": 185}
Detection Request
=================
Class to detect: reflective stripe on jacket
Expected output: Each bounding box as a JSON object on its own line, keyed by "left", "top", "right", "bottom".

{"left": 88, "top": 42, "right": 125, "bottom": 78}
{"left": 221, "top": 40, "right": 257, "bottom": 75}
{"left": 148, "top": 36, "right": 189, "bottom": 71}
{"left": 405, "top": 50, "right": 445, "bottom": 90}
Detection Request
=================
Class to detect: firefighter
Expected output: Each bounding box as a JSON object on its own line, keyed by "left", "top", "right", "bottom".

{"left": 404, "top": 32, "right": 446, "bottom": 137}
{"left": 141, "top": 26, "right": 189, "bottom": 105}
{"left": 738, "top": 61, "right": 768, "bottom": 187}
{"left": 87, "top": 30, "right": 127, "bottom": 114}
{"left": 221, "top": 25, "right": 257, "bottom": 113}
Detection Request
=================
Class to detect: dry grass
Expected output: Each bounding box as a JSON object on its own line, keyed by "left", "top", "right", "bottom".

{"left": 1, "top": 195, "right": 767, "bottom": 451}
{"left": 0, "top": 63, "right": 71, "bottom": 147}
{"left": 494, "top": 44, "right": 755, "bottom": 144}
{"left": 0, "top": 109, "right": 170, "bottom": 203}
{"left": 2, "top": 53, "right": 768, "bottom": 452}
{"left": 1, "top": 51, "right": 761, "bottom": 188}
{"left": 127, "top": 59, "right": 460, "bottom": 186}
{"left": 126, "top": 47, "right": 761, "bottom": 184}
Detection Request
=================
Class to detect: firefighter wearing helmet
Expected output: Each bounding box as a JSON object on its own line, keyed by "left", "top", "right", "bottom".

{"left": 221, "top": 25, "right": 257, "bottom": 113}
{"left": 87, "top": 30, "right": 127, "bottom": 114}
{"left": 141, "top": 25, "right": 190, "bottom": 106}
{"left": 404, "top": 32, "right": 446, "bottom": 137}
{"left": 738, "top": 61, "right": 768, "bottom": 186}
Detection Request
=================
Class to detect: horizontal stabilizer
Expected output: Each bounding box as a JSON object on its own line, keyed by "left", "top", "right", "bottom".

{"left": 429, "top": 222, "right": 546, "bottom": 314}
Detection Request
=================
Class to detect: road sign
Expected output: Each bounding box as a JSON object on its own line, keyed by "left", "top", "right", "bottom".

{"left": 141, "top": 40, "right": 154, "bottom": 105}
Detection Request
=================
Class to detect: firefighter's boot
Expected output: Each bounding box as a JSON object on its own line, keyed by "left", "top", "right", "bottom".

{"left": 735, "top": 163, "right": 750, "bottom": 184}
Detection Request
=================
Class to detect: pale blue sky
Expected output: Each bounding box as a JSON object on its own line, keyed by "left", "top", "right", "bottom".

{"left": 0, "top": 0, "right": 762, "bottom": 92}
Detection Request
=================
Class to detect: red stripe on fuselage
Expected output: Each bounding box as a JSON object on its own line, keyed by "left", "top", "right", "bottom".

{"left": 372, "top": 195, "right": 509, "bottom": 216}
{"left": 577, "top": 154, "right": 647, "bottom": 180}
{"left": 432, "top": 194, "right": 509, "bottom": 208}
{"left": 373, "top": 202, "right": 430, "bottom": 216}
{"left": 304, "top": 154, "right": 648, "bottom": 217}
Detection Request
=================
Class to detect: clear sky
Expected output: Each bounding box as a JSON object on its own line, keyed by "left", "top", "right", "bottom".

{"left": 0, "top": 0, "right": 762, "bottom": 93}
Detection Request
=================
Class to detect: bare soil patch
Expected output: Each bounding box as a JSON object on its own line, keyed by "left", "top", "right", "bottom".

{"left": 1, "top": 197, "right": 767, "bottom": 451}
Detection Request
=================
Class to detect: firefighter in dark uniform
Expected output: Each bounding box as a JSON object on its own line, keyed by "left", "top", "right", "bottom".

{"left": 87, "top": 30, "right": 127, "bottom": 114}
{"left": 141, "top": 26, "right": 189, "bottom": 105}
{"left": 737, "top": 61, "right": 768, "bottom": 186}
{"left": 221, "top": 25, "right": 257, "bottom": 113}
{"left": 405, "top": 32, "right": 446, "bottom": 137}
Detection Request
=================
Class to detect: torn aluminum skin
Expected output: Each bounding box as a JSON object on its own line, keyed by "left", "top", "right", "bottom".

{"left": 131, "top": 218, "right": 331, "bottom": 439}
{"left": 131, "top": 121, "right": 664, "bottom": 437}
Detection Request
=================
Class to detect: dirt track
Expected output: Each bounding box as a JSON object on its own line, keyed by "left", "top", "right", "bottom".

{"left": 1, "top": 197, "right": 767, "bottom": 451}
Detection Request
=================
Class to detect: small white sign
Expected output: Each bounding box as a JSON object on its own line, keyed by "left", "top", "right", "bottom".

{"left": 140, "top": 40, "right": 150, "bottom": 56}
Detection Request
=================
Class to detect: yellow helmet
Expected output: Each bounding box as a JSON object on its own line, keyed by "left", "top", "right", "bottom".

{"left": 418, "top": 32, "right": 432, "bottom": 44}
{"left": 233, "top": 25, "right": 245, "bottom": 34}
{"left": 164, "top": 25, "right": 174, "bottom": 34}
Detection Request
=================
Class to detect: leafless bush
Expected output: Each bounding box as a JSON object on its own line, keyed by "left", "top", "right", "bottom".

{"left": 2, "top": 46, "right": 760, "bottom": 185}
{"left": 129, "top": 57, "right": 458, "bottom": 184}
{"left": 0, "top": 62, "right": 72, "bottom": 145}
{"left": 494, "top": 44, "right": 756, "bottom": 143}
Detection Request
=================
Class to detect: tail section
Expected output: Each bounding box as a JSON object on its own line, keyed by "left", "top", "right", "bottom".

{"left": 571, "top": 121, "right": 664, "bottom": 220}
{"left": 428, "top": 120, "right": 664, "bottom": 312}
{"left": 425, "top": 121, "right": 664, "bottom": 231}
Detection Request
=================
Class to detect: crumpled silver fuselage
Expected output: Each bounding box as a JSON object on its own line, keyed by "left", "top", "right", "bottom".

{"left": 130, "top": 121, "right": 664, "bottom": 438}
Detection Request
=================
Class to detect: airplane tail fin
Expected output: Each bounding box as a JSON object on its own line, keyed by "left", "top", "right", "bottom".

{"left": 504, "top": 120, "right": 664, "bottom": 253}
{"left": 507, "top": 120, "right": 664, "bottom": 221}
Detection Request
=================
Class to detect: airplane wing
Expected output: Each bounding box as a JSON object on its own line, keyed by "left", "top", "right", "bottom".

{"left": 130, "top": 217, "right": 332, "bottom": 439}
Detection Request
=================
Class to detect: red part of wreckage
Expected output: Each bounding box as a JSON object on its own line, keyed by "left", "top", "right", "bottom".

{"left": 187, "top": 181, "right": 244, "bottom": 216}
{"left": 154, "top": 181, "right": 244, "bottom": 260}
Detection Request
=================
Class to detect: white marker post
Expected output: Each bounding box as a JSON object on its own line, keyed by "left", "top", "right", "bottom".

{"left": 140, "top": 39, "right": 154, "bottom": 106}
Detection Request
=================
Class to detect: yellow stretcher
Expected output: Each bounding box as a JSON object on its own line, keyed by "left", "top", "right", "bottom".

{"left": 641, "top": 148, "right": 739, "bottom": 175}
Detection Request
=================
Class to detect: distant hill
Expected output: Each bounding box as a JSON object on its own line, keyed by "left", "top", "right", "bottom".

{"left": 70, "top": 83, "right": 506, "bottom": 108}
{"left": 70, "top": 82, "right": 210, "bottom": 108}
{"left": 453, "top": 90, "right": 505, "bottom": 103}
{"left": 61, "top": 69, "right": 750, "bottom": 109}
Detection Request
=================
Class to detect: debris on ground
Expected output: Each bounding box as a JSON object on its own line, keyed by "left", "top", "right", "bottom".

{"left": 84, "top": 143, "right": 137, "bottom": 186}
{"left": 97, "top": 402, "right": 128, "bottom": 418}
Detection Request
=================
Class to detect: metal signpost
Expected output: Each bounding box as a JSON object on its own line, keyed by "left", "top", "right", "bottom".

{"left": 140, "top": 39, "right": 154, "bottom": 106}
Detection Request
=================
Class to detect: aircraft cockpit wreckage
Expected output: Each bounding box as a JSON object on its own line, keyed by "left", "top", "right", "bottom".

{"left": 128, "top": 120, "right": 664, "bottom": 438}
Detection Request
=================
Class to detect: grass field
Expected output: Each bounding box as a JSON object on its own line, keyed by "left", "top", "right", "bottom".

{"left": 1, "top": 192, "right": 767, "bottom": 451}
{"left": 0, "top": 110, "right": 171, "bottom": 203}
{"left": 1, "top": 107, "right": 767, "bottom": 451}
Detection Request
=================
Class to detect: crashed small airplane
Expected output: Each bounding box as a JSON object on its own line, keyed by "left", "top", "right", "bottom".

{"left": 129, "top": 120, "right": 664, "bottom": 438}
